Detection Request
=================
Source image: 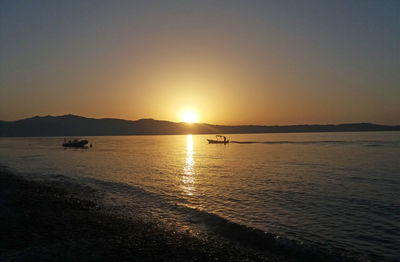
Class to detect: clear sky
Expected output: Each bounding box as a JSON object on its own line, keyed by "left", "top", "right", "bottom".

{"left": 1, "top": 0, "right": 399, "bottom": 125}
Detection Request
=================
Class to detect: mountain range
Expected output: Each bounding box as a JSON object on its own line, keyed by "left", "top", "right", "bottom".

{"left": 0, "top": 114, "right": 399, "bottom": 137}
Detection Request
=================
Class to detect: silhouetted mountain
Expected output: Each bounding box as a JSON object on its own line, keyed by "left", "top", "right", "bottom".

{"left": 0, "top": 115, "right": 399, "bottom": 137}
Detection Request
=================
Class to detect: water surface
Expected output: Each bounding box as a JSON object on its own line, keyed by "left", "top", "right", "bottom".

{"left": 0, "top": 132, "right": 399, "bottom": 261}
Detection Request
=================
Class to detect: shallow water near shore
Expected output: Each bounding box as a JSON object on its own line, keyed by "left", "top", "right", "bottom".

{"left": 1, "top": 132, "right": 399, "bottom": 261}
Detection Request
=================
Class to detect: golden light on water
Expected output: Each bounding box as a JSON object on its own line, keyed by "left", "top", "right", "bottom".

{"left": 182, "top": 134, "right": 195, "bottom": 196}
{"left": 180, "top": 110, "right": 198, "bottom": 123}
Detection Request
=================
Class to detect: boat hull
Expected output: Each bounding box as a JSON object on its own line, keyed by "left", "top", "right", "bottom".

{"left": 207, "top": 139, "right": 229, "bottom": 144}
{"left": 62, "top": 140, "right": 88, "bottom": 148}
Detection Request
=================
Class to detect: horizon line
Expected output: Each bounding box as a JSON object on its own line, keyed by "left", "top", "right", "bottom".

{"left": 1, "top": 114, "right": 399, "bottom": 127}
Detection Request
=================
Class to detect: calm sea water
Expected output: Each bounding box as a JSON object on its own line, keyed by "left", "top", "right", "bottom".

{"left": 0, "top": 132, "right": 399, "bottom": 261}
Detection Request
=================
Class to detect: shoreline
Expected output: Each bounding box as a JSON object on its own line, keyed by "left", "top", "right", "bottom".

{"left": 0, "top": 168, "right": 274, "bottom": 261}
{"left": 0, "top": 168, "right": 356, "bottom": 261}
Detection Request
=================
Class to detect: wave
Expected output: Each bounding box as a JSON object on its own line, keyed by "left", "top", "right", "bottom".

{"left": 171, "top": 203, "right": 356, "bottom": 261}
{"left": 49, "top": 175, "right": 356, "bottom": 261}
{"left": 5, "top": 169, "right": 364, "bottom": 261}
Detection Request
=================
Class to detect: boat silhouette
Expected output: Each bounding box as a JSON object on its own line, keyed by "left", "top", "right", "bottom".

{"left": 207, "top": 135, "right": 229, "bottom": 144}
{"left": 62, "top": 138, "right": 89, "bottom": 148}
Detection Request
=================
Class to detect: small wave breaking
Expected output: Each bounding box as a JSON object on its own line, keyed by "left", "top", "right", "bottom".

{"left": 174, "top": 203, "right": 355, "bottom": 261}
{"left": 37, "top": 173, "right": 355, "bottom": 261}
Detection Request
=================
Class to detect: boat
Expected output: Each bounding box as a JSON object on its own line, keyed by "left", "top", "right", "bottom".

{"left": 207, "top": 135, "right": 229, "bottom": 144}
{"left": 62, "top": 139, "right": 89, "bottom": 148}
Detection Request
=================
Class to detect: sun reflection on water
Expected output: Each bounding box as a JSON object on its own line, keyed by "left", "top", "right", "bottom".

{"left": 182, "top": 134, "right": 195, "bottom": 196}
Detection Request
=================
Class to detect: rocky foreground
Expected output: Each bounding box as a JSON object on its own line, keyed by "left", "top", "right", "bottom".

{"left": 0, "top": 168, "right": 356, "bottom": 262}
{"left": 0, "top": 169, "right": 284, "bottom": 262}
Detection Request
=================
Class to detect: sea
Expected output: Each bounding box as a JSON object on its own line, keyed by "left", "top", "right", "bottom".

{"left": 0, "top": 131, "right": 399, "bottom": 261}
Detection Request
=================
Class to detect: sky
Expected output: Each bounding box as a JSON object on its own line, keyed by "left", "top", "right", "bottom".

{"left": 0, "top": 0, "right": 399, "bottom": 125}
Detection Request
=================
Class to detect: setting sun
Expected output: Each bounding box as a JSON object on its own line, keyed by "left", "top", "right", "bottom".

{"left": 181, "top": 110, "right": 198, "bottom": 123}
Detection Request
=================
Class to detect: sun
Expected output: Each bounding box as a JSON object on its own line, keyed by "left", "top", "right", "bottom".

{"left": 181, "top": 110, "right": 198, "bottom": 123}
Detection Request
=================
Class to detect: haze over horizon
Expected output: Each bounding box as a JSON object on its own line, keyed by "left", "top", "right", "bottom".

{"left": 2, "top": 113, "right": 400, "bottom": 128}
{"left": 1, "top": 1, "right": 399, "bottom": 125}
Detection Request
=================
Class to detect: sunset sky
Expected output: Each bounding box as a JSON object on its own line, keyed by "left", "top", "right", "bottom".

{"left": 1, "top": 0, "right": 399, "bottom": 125}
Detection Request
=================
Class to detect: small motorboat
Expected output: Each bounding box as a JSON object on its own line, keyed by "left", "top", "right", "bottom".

{"left": 207, "top": 135, "right": 229, "bottom": 144}
{"left": 62, "top": 138, "right": 89, "bottom": 148}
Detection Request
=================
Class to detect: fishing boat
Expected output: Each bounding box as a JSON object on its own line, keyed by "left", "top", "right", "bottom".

{"left": 207, "top": 135, "right": 229, "bottom": 144}
{"left": 62, "top": 138, "right": 89, "bottom": 148}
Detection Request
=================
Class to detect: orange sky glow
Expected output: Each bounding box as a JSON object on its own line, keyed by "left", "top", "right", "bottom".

{"left": 0, "top": 1, "right": 399, "bottom": 125}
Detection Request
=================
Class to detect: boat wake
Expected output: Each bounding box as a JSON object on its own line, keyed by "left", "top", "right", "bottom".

{"left": 231, "top": 140, "right": 400, "bottom": 147}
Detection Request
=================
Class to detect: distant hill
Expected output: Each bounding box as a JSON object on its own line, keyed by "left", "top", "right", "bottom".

{"left": 0, "top": 114, "right": 399, "bottom": 137}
